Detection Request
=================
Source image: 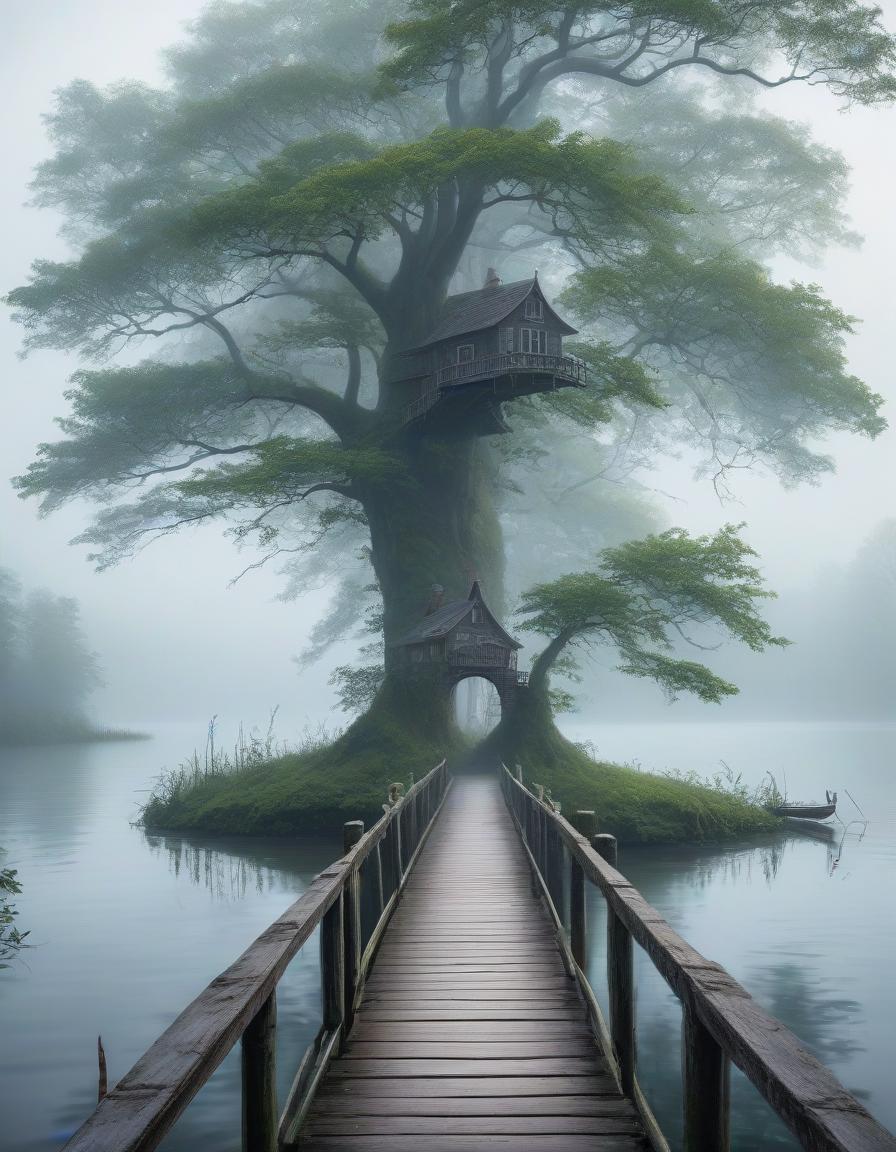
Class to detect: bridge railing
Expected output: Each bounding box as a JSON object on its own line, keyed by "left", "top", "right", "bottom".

{"left": 499, "top": 763, "right": 896, "bottom": 1152}
{"left": 63, "top": 760, "right": 450, "bottom": 1152}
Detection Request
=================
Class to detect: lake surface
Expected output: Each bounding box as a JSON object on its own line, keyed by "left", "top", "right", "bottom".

{"left": 1, "top": 720, "right": 894, "bottom": 1150}
{"left": 566, "top": 720, "right": 896, "bottom": 1148}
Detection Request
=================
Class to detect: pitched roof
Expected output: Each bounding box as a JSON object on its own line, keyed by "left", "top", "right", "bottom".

{"left": 391, "top": 582, "right": 522, "bottom": 648}
{"left": 409, "top": 278, "right": 577, "bottom": 350}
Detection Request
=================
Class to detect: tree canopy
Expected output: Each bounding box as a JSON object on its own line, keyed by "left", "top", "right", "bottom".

{"left": 519, "top": 524, "right": 788, "bottom": 700}
{"left": 7, "top": 0, "right": 892, "bottom": 711}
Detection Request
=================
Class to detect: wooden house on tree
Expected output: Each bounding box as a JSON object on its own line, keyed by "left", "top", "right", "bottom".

{"left": 391, "top": 582, "right": 528, "bottom": 713}
{"left": 398, "top": 270, "right": 588, "bottom": 434}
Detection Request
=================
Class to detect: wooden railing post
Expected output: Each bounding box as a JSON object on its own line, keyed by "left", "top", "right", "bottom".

{"left": 594, "top": 833, "right": 635, "bottom": 1096}
{"left": 241, "top": 991, "right": 277, "bottom": 1152}
{"left": 374, "top": 842, "right": 385, "bottom": 916}
{"left": 321, "top": 893, "right": 345, "bottom": 1034}
{"left": 342, "top": 821, "right": 364, "bottom": 1032}
{"left": 569, "top": 811, "right": 595, "bottom": 970}
{"left": 546, "top": 821, "right": 564, "bottom": 914}
{"left": 683, "top": 1002, "right": 730, "bottom": 1152}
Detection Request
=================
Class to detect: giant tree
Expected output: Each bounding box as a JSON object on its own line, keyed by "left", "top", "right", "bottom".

{"left": 9, "top": 0, "right": 891, "bottom": 811}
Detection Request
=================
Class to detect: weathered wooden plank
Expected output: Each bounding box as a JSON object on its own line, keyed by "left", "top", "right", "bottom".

{"left": 342, "top": 1041, "right": 597, "bottom": 1059}
{"left": 314, "top": 1075, "right": 618, "bottom": 1098}
{"left": 326, "top": 1058, "right": 602, "bottom": 1078}
{"left": 304, "top": 1114, "right": 644, "bottom": 1135}
{"left": 309, "top": 1095, "right": 634, "bottom": 1117}
{"left": 358, "top": 1009, "right": 588, "bottom": 1022}
{"left": 350, "top": 1022, "right": 591, "bottom": 1040}
{"left": 298, "top": 1136, "right": 650, "bottom": 1152}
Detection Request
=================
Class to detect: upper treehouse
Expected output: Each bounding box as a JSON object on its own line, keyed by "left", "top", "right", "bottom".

{"left": 397, "top": 270, "right": 588, "bottom": 435}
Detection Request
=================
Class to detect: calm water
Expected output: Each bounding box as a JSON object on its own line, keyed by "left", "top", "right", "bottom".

{"left": 0, "top": 725, "right": 340, "bottom": 1152}
{"left": 1, "top": 720, "right": 894, "bottom": 1150}
{"left": 565, "top": 720, "right": 896, "bottom": 1148}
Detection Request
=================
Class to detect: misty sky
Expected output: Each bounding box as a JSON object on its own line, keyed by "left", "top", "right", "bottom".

{"left": 2, "top": 1, "right": 894, "bottom": 728}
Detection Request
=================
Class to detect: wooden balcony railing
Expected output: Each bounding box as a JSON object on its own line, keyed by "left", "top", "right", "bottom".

{"left": 446, "top": 650, "right": 517, "bottom": 670}
{"left": 62, "top": 761, "right": 450, "bottom": 1152}
{"left": 403, "top": 353, "right": 588, "bottom": 424}
{"left": 436, "top": 351, "right": 587, "bottom": 389}
{"left": 499, "top": 763, "right": 896, "bottom": 1152}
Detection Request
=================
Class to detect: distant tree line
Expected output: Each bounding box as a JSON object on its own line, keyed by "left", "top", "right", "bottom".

{"left": 0, "top": 566, "right": 102, "bottom": 744}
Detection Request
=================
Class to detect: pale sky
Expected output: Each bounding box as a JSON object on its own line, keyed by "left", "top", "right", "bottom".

{"left": 2, "top": 2, "right": 894, "bottom": 727}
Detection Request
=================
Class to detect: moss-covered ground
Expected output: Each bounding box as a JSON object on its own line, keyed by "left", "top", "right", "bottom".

{"left": 480, "top": 692, "right": 779, "bottom": 843}
{"left": 141, "top": 675, "right": 468, "bottom": 836}
{"left": 143, "top": 681, "right": 778, "bottom": 844}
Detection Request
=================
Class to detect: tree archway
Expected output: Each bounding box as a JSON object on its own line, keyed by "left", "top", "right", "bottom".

{"left": 453, "top": 675, "right": 502, "bottom": 738}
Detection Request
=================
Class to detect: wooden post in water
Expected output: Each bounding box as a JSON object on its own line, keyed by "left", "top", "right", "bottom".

{"left": 342, "top": 821, "right": 364, "bottom": 1031}
{"left": 683, "top": 1002, "right": 730, "bottom": 1152}
{"left": 594, "top": 833, "right": 635, "bottom": 1096}
{"left": 321, "top": 893, "right": 345, "bottom": 1034}
{"left": 569, "top": 811, "right": 595, "bottom": 969}
{"left": 241, "top": 991, "right": 277, "bottom": 1152}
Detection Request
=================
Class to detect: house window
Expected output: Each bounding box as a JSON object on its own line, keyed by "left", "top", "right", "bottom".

{"left": 471, "top": 606, "right": 483, "bottom": 624}
{"left": 428, "top": 642, "right": 442, "bottom": 660}
{"left": 524, "top": 297, "right": 544, "bottom": 321}
{"left": 456, "top": 343, "right": 475, "bottom": 363}
{"left": 499, "top": 327, "right": 514, "bottom": 353}
{"left": 520, "top": 328, "right": 547, "bottom": 354}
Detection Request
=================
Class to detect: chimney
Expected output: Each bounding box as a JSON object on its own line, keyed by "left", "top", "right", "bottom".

{"left": 484, "top": 267, "right": 501, "bottom": 289}
{"left": 425, "top": 584, "right": 445, "bottom": 615}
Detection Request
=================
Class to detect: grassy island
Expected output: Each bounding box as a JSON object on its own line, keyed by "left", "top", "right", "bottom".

{"left": 142, "top": 692, "right": 778, "bottom": 845}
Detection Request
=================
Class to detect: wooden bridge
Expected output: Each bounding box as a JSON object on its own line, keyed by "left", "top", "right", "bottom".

{"left": 63, "top": 762, "right": 896, "bottom": 1152}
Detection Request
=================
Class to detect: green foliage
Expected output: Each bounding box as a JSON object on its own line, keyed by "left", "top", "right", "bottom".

{"left": 383, "top": 0, "right": 896, "bottom": 107}
{"left": 0, "top": 566, "right": 110, "bottom": 745}
{"left": 142, "top": 676, "right": 465, "bottom": 834}
{"left": 562, "top": 247, "right": 885, "bottom": 486}
{"left": 0, "top": 865, "right": 28, "bottom": 969}
{"left": 519, "top": 524, "right": 788, "bottom": 703}
{"left": 486, "top": 692, "right": 779, "bottom": 843}
{"left": 330, "top": 661, "right": 386, "bottom": 714}
{"left": 7, "top": 0, "right": 894, "bottom": 813}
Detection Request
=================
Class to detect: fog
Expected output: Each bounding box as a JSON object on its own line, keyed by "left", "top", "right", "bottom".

{"left": 2, "top": 1, "right": 894, "bottom": 733}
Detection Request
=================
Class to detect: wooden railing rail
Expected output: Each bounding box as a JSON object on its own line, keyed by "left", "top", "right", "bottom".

{"left": 436, "top": 351, "right": 588, "bottom": 388}
{"left": 63, "top": 760, "right": 450, "bottom": 1152}
{"left": 499, "top": 763, "right": 896, "bottom": 1152}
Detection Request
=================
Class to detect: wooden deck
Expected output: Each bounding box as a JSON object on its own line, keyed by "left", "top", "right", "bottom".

{"left": 299, "top": 777, "right": 648, "bottom": 1151}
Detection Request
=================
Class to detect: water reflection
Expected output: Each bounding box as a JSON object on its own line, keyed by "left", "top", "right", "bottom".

{"left": 142, "top": 831, "right": 333, "bottom": 904}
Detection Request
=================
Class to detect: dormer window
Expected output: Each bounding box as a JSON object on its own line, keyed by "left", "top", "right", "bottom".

{"left": 471, "top": 606, "right": 483, "bottom": 624}
{"left": 524, "top": 297, "right": 544, "bottom": 321}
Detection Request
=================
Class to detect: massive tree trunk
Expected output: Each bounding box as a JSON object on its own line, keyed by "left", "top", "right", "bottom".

{"left": 365, "top": 436, "right": 505, "bottom": 646}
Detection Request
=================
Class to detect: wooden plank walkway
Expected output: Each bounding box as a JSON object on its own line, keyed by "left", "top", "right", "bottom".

{"left": 300, "top": 776, "right": 649, "bottom": 1151}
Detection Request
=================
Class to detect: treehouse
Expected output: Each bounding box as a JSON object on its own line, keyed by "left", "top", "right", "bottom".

{"left": 399, "top": 270, "right": 588, "bottom": 434}
{"left": 391, "top": 581, "right": 527, "bottom": 712}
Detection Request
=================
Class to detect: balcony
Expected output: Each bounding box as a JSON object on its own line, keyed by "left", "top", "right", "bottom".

{"left": 436, "top": 351, "right": 587, "bottom": 389}
{"left": 404, "top": 352, "right": 588, "bottom": 426}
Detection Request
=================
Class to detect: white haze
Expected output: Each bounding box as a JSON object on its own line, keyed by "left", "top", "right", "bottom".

{"left": 2, "top": 1, "right": 894, "bottom": 731}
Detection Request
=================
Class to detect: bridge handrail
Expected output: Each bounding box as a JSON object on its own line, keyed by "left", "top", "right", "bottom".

{"left": 499, "top": 763, "right": 896, "bottom": 1152}
{"left": 63, "top": 759, "right": 450, "bottom": 1152}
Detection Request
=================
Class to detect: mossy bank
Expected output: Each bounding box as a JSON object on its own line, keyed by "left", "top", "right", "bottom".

{"left": 142, "top": 684, "right": 779, "bottom": 845}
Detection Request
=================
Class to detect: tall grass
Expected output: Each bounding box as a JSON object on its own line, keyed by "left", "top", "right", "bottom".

{"left": 140, "top": 710, "right": 341, "bottom": 823}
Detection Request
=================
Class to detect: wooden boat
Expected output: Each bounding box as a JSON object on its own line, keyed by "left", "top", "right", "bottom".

{"left": 771, "top": 791, "right": 837, "bottom": 821}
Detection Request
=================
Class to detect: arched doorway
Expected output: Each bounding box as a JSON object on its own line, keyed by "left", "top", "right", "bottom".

{"left": 453, "top": 675, "right": 502, "bottom": 737}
